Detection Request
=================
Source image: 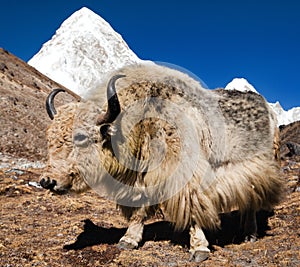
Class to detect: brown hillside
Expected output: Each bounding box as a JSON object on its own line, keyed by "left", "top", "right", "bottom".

{"left": 280, "top": 121, "right": 300, "bottom": 145}
{"left": 0, "top": 48, "right": 79, "bottom": 161}
{"left": 280, "top": 121, "right": 300, "bottom": 157}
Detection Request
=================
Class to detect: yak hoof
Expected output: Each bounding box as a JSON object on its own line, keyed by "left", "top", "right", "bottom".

{"left": 117, "top": 240, "right": 137, "bottom": 250}
{"left": 244, "top": 235, "right": 257, "bottom": 243}
{"left": 189, "top": 251, "right": 209, "bottom": 262}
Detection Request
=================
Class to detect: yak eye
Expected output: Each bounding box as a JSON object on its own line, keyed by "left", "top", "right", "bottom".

{"left": 74, "top": 133, "right": 89, "bottom": 147}
{"left": 74, "top": 134, "right": 87, "bottom": 142}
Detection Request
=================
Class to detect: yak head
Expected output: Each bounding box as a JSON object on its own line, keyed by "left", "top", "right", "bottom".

{"left": 40, "top": 75, "right": 125, "bottom": 194}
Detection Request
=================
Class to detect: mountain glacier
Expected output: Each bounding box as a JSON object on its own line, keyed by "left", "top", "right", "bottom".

{"left": 28, "top": 7, "right": 299, "bottom": 126}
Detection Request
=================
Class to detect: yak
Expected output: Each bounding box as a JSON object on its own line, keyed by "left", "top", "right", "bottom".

{"left": 40, "top": 63, "right": 283, "bottom": 262}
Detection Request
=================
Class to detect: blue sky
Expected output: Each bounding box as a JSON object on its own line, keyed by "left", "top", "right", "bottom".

{"left": 1, "top": 0, "right": 299, "bottom": 109}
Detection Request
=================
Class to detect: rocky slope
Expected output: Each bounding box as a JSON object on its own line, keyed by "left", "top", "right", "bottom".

{"left": 280, "top": 121, "right": 300, "bottom": 146}
{"left": 280, "top": 121, "right": 300, "bottom": 158}
{"left": 0, "top": 48, "right": 79, "bottom": 163}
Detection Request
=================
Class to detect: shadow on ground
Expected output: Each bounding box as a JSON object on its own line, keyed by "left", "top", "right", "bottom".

{"left": 64, "top": 210, "right": 272, "bottom": 251}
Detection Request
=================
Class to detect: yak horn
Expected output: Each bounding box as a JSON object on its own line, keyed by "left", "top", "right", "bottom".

{"left": 46, "top": 87, "right": 81, "bottom": 120}
{"left": 103, "top": 74, "right": 125, "bottom": 123}
{"left": 46, "top": 89, "right": 65, "bottom": 120}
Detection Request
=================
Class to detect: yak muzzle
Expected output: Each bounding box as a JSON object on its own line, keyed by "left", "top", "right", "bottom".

{"left": 40, "top": 177, "right": 69, "bottom": 194}
{"left": 40, "top": 177, "right": 57, "bottom": 190}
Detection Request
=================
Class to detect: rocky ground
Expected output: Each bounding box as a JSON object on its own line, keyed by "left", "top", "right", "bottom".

{"left": 0, "top": 49, "right": 299, "bottom": 266}
{"left": 0, "top": 156, "right": 299, "bottom": 267}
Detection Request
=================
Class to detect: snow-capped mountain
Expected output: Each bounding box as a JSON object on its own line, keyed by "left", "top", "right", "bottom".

{"left": 28, "top": 7, "right": 142, "bottom": 98}
{"left": 268, "top": 102, "right": 300, "bottom": 126}
{"left": 225, "top": 78, "right": 300, "bottom": 126}
{"left": 28, "top": 7, "right": 299, "bottom": 126}
{"left": 225, "top": 78, "right": 259, "bottom": 94}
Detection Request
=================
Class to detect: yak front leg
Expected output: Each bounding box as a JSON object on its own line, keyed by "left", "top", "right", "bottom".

{"left": 189, "top": 224, "right": 210, "bottom": 262}
{"left": 242, "top": 209, "right": 257, "bottom": 243}
{"left": 118, "top": 209, "right": 146, "bottom": 249}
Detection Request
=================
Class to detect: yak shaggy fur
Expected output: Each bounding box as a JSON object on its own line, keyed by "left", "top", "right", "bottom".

{"left": 41, "top": 63, "right": 283, "bottom": 259}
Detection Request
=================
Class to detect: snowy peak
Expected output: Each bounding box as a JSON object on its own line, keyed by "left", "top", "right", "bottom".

{"left": 28, "top": 7, "right": 142, "bottom": 98}
{"left": 225, "top": 78, "right": 258, "bottom": 94}
{"left": 225, "top": 78, "right": 300, "bottom": 126}
{"left": 269, "top": 102, "right": 300, "bottom": 126}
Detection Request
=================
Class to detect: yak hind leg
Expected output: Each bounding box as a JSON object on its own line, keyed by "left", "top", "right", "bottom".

{"left": 189, "top": 224, "right": 210, "bottom": 262}
{"left": 242, "top": 209, "right": 258, "bottom": 243}
{"left": 118, "top": 209, "right": 145, "bottom": 249}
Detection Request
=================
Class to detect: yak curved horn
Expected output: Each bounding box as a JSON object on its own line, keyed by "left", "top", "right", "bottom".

{"left": 103, "top": 74, "right": 125, "bottom": 123}
{"left": 46, "top": 88, "right": 65, "bottom": 120}
{"left": 46, "top": 87, "right": 81, "bottom": 120}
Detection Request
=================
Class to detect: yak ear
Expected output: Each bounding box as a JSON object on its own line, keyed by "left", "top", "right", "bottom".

{"left": 100, "top": 124, "right": 117, "bottom": 140}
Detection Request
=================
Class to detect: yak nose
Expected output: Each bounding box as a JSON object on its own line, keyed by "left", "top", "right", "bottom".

{"left": 40, "top": 177, "right": 57, "bottom": 191}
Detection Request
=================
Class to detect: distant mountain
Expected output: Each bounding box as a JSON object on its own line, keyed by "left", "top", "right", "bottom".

{"left": 28, "top": 7, "right": 142, "bottom": 98}
{"left": 225, "top": 78, "right": 259, "bottom": 94}
{"left": 268, "top": 102, "right": 300, "bottom": 126}
{"left": 28, "top": 7, "right": 299, "bottom": 126}
{"left": 225, "top": 78, "right": 300, "bottom": 126}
